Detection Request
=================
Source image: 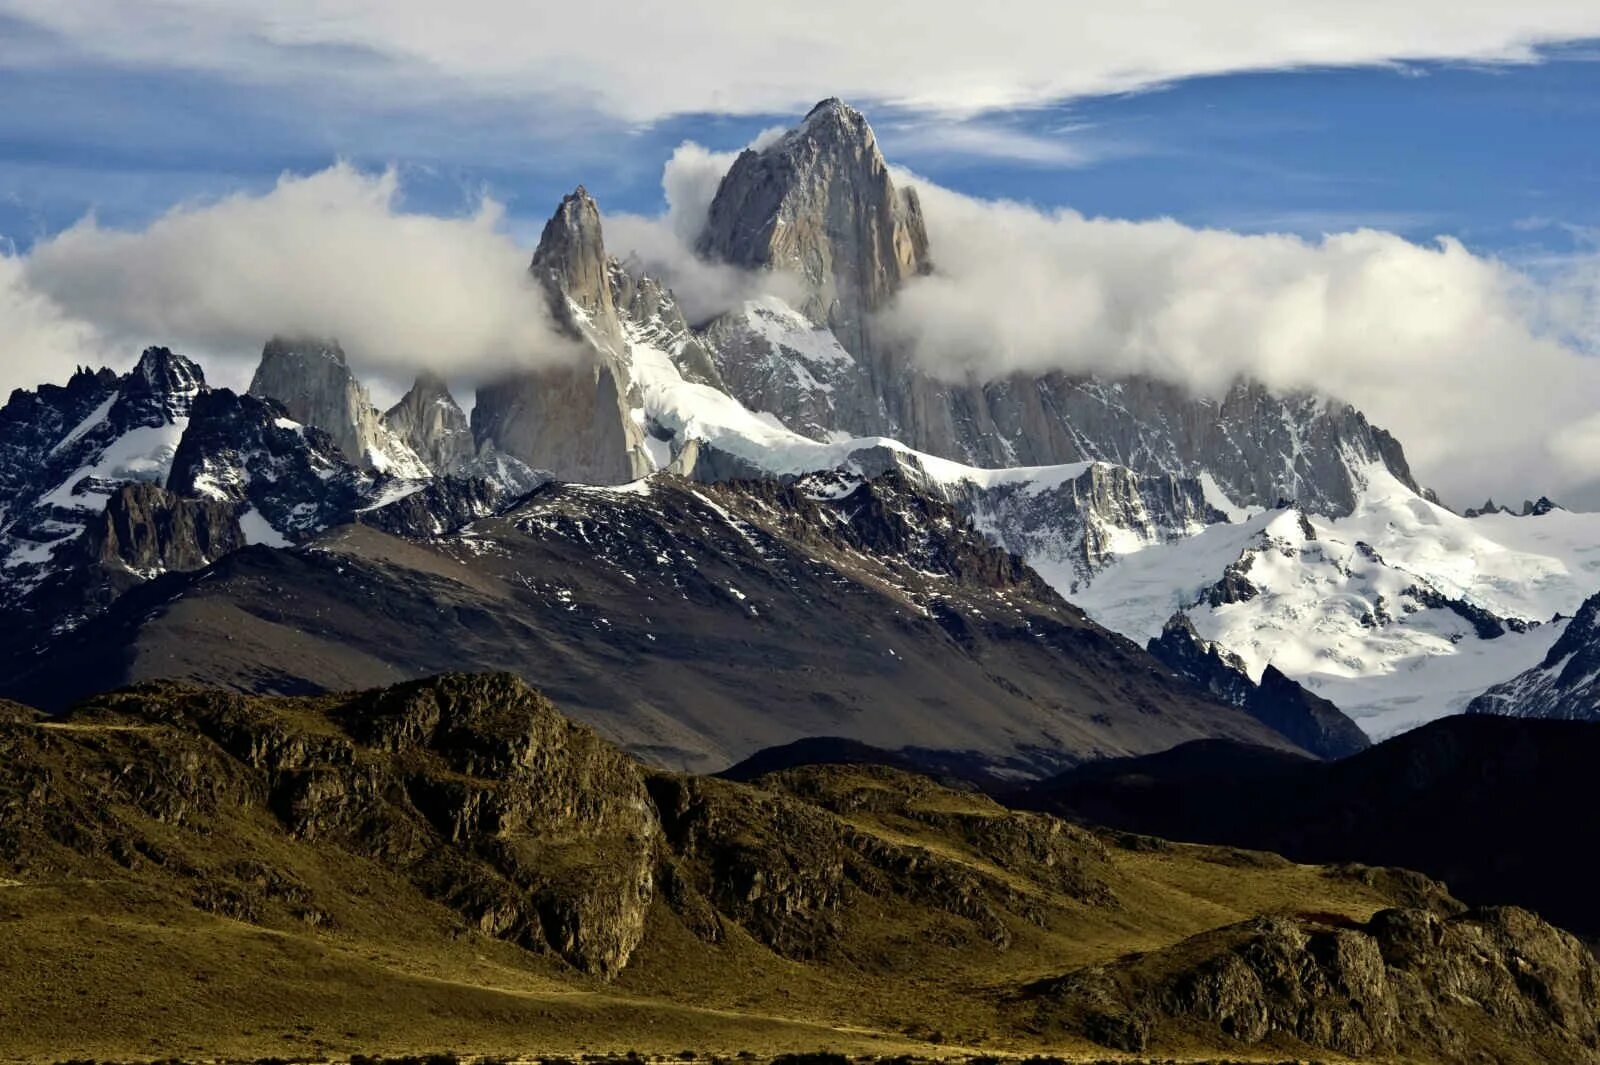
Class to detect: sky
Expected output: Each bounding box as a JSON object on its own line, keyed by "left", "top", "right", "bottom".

{"left": 1, "top": 1, "right": 1599, "bottom": 506}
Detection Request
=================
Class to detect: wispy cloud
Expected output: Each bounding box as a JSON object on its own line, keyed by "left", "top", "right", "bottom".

{"left": 879, "top": 117, "right": 1124, "bottom": 168}
{"left": 4, "top": 1, "right": 1600, "bottom": 123}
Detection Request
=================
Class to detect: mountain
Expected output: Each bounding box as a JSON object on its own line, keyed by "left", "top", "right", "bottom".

{"left": 1468, "top": 588, "right": 1600, "bottom": 720}
{"left": 694, "top": 99, "right": 1420, "bottom": 517}
{"left": 0, "top": 346, "right": 206, "bottom": 607}
{"left": 3, "top": 95, "right": 1594, "bottom": 780}
{"left": 1017, "top": 714, "right": 1600, "bottom": 942}
{"left": 470, "top": 189, "right": 652, "bottom": 485}
{"left": 248, "top": 335, "right": 430, "bottom": 478}
{"left": 1, "top": 672, "right": 1594, "bottom": 1062}
{"left": 380, "top": 371, "right": 476, "bottom": 474}
{"left": 700, "top": 98, "right": 931, "bottom": 364}
{"left": 1147, "top": 612, "right": 1370, "bottom": 759}
{"left": 0, "top": 347, "right": 530, "bottom": 652}
{"left": 1, "top": 470, "right": 1308, "bottom": 777}
{"left": 1068, "top": 472, "right": 1600, "bottom": 737}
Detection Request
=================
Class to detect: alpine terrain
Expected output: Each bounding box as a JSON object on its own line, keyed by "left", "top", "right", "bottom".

{"left": 3, "top": 93, "right": 1600, "bottom": 1064}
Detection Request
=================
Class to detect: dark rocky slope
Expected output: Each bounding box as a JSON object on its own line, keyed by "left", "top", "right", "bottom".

{"left": 1147, "top": 612, "right": 1370, "bottom": 759}
{"left": 2, "top": 472, "right": 1299, "bottom": 777}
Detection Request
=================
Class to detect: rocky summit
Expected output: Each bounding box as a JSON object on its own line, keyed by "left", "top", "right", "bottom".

{"left": 1, "top": 672, "right": 1595, "bottom": 1063}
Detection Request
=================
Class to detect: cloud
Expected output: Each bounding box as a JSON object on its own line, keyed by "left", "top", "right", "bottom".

{"left": 879, "top": 118, "right": 1115, "bottom": 168}
{"left": 879, "top": 176, "right": 1600, "bottom": 506}
{"left": 0, "top": 251, "right": 111, "bottom": 395}
{"left": 604, "top": 141, "right": 805, "bottom": 322}
{"left": 9, "top": 162, "right": 577, "bottom": 395}
{"left": 4, "top": 2, "right": 1600, "bottom": 123}
{"left": 590, "top": 140, "right": 1600, "bottom": 506}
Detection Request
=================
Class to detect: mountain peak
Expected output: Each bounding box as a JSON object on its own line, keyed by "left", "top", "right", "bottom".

{"left": 800, "top": 96, "right": 864, "bottom": 131}
{"left": 248, "top": 338, "right": 428, "bottom": 477}
{"left": 127, "top": 346, "right": 205, "bottom": 399}
{"left": 532, "top": 185, "right": 620, "bottom": 343}
{"left": 382, "top": 371, "right": 474, "bottom": 476}
{"left": 698, "top": 101, "right": 930, "bottom": 355}
{"left": 263, "top": 335, "right": 347, "bottom": 366}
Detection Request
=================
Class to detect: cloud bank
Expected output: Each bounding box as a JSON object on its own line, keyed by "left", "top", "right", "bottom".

{"left": 5, "top": 1, "right": 1600, "bottom": 123}
{"left": 3, "top": 163, "right": 576, "bottom": 396}
{"left": 886, "top": 178, "right": 1600, "bottom": 504}
{"left": 604, "top": 141, "right": 807, "bottom": 322}
{"left": 607, "top": 148, "right": 1600, "bottom": 507}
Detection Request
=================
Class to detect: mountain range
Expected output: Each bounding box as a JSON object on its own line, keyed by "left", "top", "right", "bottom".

{"left": 4, "top": 97, "right": 1594, "bottom": 754}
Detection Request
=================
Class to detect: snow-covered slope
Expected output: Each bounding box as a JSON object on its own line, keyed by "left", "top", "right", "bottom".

{"left": 1071, "top": 468, "right": 1600, "bottom": 737}
{"left": 0, "top": 347, "right": 203, "bottom": 599}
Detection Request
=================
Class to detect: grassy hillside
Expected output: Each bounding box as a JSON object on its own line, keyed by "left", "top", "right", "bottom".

{"left": 0, "top": 675, "right": 1593, "bottom": 1064}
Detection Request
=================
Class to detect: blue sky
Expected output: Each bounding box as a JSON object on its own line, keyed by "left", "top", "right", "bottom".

{"left": 0, "top": 23, "right": 1596, "bottom": 270}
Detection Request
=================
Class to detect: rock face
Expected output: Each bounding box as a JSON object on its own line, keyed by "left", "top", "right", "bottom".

{"left": 82, "top": 482, "right": 245, "bottom": 582}
{"left": 470, "top": 189, "right": 650, "bottom": 485}
{"left": 699, "top": 98, "right": 931, "bottom": 359}
{"left": 693, "top": 100, "right": 1420, "bottom": 516}
{"left": 610, "top": 262, "right": 724, "bottom": 387}
{"left": 32, "top": 673, "right": 659, "bottom": 977}
{"left": 248, "top": 336, "right": 429, "bottom": 478}
{"left": 532, "top": 187, "right": 625, "bottom": 347}
{"left": 1148, "top": 613, "right": 1370, "bottom": 760}
{"left": 168, "top": 387, "right": 373, "bottom": 540}
{"left": 1469, "top": 591, "right": 1600, "bottom": 720}
{"left": 381, "top": 372, "right": 475, "bottom": 475}
{"left": 471, "top": 360, "right": 649, "bottom": 485}
{"left": 931, "top": 458, "right": 1225, "bottom": 589}
{"left": 1030, "top": 907, "right": 1600, "bottom": 1061}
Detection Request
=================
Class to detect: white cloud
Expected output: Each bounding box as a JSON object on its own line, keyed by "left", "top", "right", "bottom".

{"left": 605, "top": 141, "right": 806, "bottom": 322}
{"left": 880, "top": 118, "right": 1112, "bottom": 167}
{"left": 9, "top": 163, "right": 577, "bottom": 396}
{"left": 5, "top": 139, "right": 1599, "bottom": 511}
{"left": 0, "top": 252, "right": 110, "bottom": 395}
{"left": 4, "top": 1, "right": 1600, "bottom": 122}
{"left": 880, "top": 176, "right": 1600, "bottom": 506}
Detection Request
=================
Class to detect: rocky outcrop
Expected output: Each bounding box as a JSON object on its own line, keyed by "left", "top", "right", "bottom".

{"left": 168, "top": 387, "right": 372, "bottom": 540}
{"left": 381, "top": 372, "right": 475, "bottom": 475}
{"left": 355, "top": 475, "right": 507, "bottom": 539}
{"left": 1029, "top": 907, "right": 1600, "bottom": 1062}
{"left": 533, "top": 187, "right": 625, "bottom": 349}
{"left": 82, "top": 482, "right": 244, "bottom": 580}
{"left": 934, "top": 459, "right": 1224, "bottom": 588}
{"left": 611, "top": 261, "right": 724, "bottom": 387}
{"left": 75, "top": 673, "right": 659, "bottom": 976}
{"left": 1149, "top": 613, "right": 1370, "bottom": 760}
{"left": 248, "top": 336, "right": 429, "bottom": 477}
